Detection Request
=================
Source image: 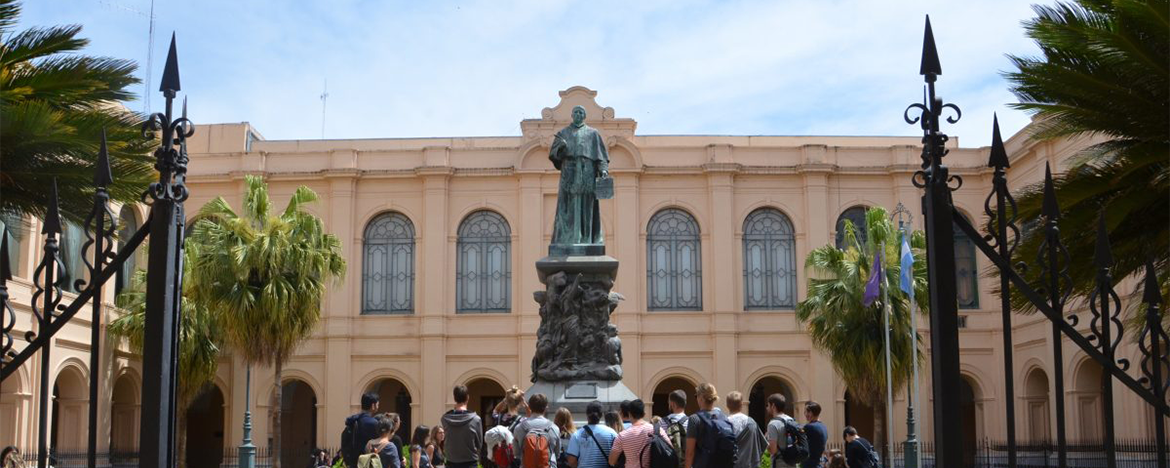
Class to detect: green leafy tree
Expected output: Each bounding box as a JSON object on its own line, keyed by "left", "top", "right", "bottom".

{"left": 188, "top": 175, "right": 345, "bottom": 468}
{"left": 108, "top": 242, "right": 221, "bottom": 468}
{"left": 0, "top": 0, "right": 155, "bottom": 222}
{"left": 1005, "top": 0, "right": 1168, "bottom": 317}
{"left": 796, "top": 207, "right": 928, "bottom": 448}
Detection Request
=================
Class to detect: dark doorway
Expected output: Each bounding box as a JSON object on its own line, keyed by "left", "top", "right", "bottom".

{"left": 748, "top": 376, "right": 796, "bottom": 430}
{"left": 281, "top": 380, "right": 318, "bottom": 468}
{"left": 186, "top": 385, "right": 226, "bottom": 468}
{"left": 367, "top": 378, "right": 412, "bottom": 442}
{"left": 466, "top": 378, "right": 506, "bottom": 426}
{"left": 652, "top": 377, "right": 698, "bottom": 418}
{"left": 843, "top": 391, "right": 875, "bottom": 442}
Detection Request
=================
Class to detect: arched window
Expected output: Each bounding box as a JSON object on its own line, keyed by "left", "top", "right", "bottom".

{"left": 835, "top": 206, "right": 869, "bottom": 249}
{"left": 0, "top": 212, "right": 25, "bottom": 277}
{"left": 362, "top": 212, "right": 415, "bottom": 314}
{"left": 115, "top": 207, "right": 140, "bottom": 295}
{"left": 456, "top": 211, "right": 511, "bottom": 313}
{"left": 60, "top": 220, "right": 86, "bottom": 293}
{"left": 954, "top": 215, "right": 979, "bottom": 309}
{"left": 647, "top": 208, "right": 702, "bottom": 311}
{"left": 743, "top": 208, "right": 797, "bottom": 310}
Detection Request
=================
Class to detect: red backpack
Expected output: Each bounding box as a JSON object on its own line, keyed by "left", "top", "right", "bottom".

{"left": 521, "top": 425, "right": 555, "bottom": 468}
{"left": 492, "top": 442, "right": 514, "bottom": 468}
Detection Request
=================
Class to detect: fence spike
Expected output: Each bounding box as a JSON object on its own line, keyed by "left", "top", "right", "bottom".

{"left": 1042, "top": 162, "right": 1060, "bottom": 220}
{"left": 94, "top": 128, "right": 113, "bottom": 187}
{"left": 42, "top": 179, "right": 62, "bottom": 235}
{"left": 159, "top": 33, "right": 181, "bottom": 93}
{"left": 0, "top": 227, "right": 10, "bottom": 281}
{"left": 920, "top": 15, "right": 942, "bottom": 78}
{"left": 1144, "top": 262, "right": 1162, "bottom": 304}
{"left": 1094, "top": 213, "right": 1113, "bottom": 269}
{"left": 987, "top": 113, "right": 1009, "bottom": 169}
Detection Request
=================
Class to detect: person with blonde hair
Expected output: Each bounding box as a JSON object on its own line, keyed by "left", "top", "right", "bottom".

{"left": 554, "top": 407, "right": 576, "bottom": 464}
{"left": 492, "top": 385, "right": 526, "bottom": 429}
{"left": 685, "top": 383, "right": 737, "bottom": 468}
{"left": 725, "top": 391, "right": 765, "bottom": 468}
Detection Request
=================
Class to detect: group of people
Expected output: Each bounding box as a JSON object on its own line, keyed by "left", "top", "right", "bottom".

{"left": 339, "top": 383, "right": 882, "bottom": 468}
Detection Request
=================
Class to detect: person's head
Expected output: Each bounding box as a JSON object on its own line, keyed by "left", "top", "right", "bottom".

{"left": 453, "top": 385, "right": 469, "bottom": 405}
{"left": 2, "top": 447, "right": 19, "bottom": 465}
{"left": 627, "top": 399, "right": 646, "bottom": 421}
{"left": 695, "top": 383, "right": 718, "bottom": 410}
{"left": 843, "top": 426, "right": 859, "bottom": 442}
{"left": 650, "top": 415, "right": 662, "bottom": 426}
{"left": 805, "top": 401, "right": 822, "bottom": 422}
{"left": 528, "top": 393, "right": 549, "bottom": 415}
{"left": 766, "top": 393, "right": 787, "bottom": 418}
{"left": 375, "top": 416, "right": 394, "bottom": 437}
{"left": 828, "top": 449, "right": 846, "bottom": 468}
{"left": 668, "top": 389, "right": 687, "bottom": 414}
{"left": 604, "top": 410, "right": 622, "bottom": 432}
{"left": 725, "top": 391, "right": 744, "bottom": 414}
{"left": 411, "top": 425, "right": 430, "bottom": 447}
{"left": 361, "top": 392, "right": 381, "bottom": 413}
{"left": 586, "top": 401, "right": 604, "bottom": 425}
{"left": 386, "top": 412, "right": 402, "bottom": 432}
{"left": 572, "top": 105, "right": 586, "bottom": 126}
{"left": 428, "top": 425, "right": 445, "bottom": 446}
{"left": 554, "top": 407, "right": 575, "bottom": 433}
{"left": 504, "top": 385, "right": 525, "bottom": 411}
{"left": 619, "top": 400, "right": 631, "bottom": 420}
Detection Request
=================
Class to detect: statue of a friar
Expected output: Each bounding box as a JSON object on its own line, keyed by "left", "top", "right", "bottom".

{"left": 549, "top": 105, "right": 612, "bottom": 256}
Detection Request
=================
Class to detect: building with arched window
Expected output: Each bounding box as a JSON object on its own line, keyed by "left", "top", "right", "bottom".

{"left": 1, "top": 86, "right": 1158, "bottom": 455}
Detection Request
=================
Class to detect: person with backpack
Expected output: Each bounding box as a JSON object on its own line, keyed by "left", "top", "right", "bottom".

{"left": 565, "top": 401, "right": 618, "bottom": 468}
{"left": 410, "top": 425, "right": 434, "bottom": 468}
{"left": 608, "top": 399, "right": 672, "bottom": 468}
{"left": 842, "top": 427, "right": 879, "bottom": 468}
{"left": 555, "top": 408, "right": 577, "bottom": 468}
{"left": 493, "top": 385, "right": 527, "bottom": 429}
{"left": 512, "top": 393, "right": 562, "bottom": 468}
{"left": 801, "top": 402, "right": 828, "bottom": 468}
{"left": 344, "top": 393, "right": 383, "bottom": 468}
{"left": 361, "top": 417, "right": 403, "bottom": 468}
{"left": 765, "top": 393, "right": 807, "bottom": 468}
{"left": 724, "top": 391, "right": 765, "bottom": 468}
{"left": 662, "top": 390, "right": 688, "bottom": 468}
{"left": 441, "top": 385, "right": 484, "bottom": 468}
{"left": 685, "top": 383, "right": 737, "bottom": 468}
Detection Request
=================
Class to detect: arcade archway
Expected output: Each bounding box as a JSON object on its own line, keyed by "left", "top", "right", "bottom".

{"left": 279, "top": 379, "right": 318, "bottom": 468}
{"left": 651, "top": 376, "right": 698, "bottom": 418}
{"left": 466, "top": 378, "right": 506, "bottom": 425}
{"left": 367, "top": 378, "right": 413, "bottom": 442}
{"left": 1023, "top": 368, "right": 1051, "bottom": 442}
{"left": 110, "top": 374, "right": 140, "bottom": 452}
{"left": 748, "top": 376, "right": 796, "bottom": 430}
{"left": 186, "top": 385, "right": 225, "bottom": 468}
{"left": 51, "top": 366, "right": 87, "bottom": 452}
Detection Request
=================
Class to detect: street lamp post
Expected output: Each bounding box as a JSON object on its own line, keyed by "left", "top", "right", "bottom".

{"left": 240, "top": 365, "right": 256, "bottom": 468}
{"left": 893, "top": 203, "right": 920, "bottom": 468}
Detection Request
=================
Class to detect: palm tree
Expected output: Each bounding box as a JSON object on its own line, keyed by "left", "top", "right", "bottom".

{"left": 1004, "top": 0, "right": 1168, "bottom": 317}
{"left": 108, "top": 242, "right": 221, "bottom": 468}
{"left": 796, "top": 207, "right": 929, "bottom": 449}
{"left": 187, "top": 175, "right": 345, "bottom": 468}
{"left": 0, "top": 0, "right": 156, "bottom": 223}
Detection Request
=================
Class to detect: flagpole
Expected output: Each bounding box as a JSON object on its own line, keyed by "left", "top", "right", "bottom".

{"left": 894, "top": 203, "right": 921, "bottom": 468}
{"left": 880, "top": 247, "right": 895, "bottom": 465}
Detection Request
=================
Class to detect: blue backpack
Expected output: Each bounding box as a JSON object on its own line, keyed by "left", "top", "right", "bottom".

{"left": 693, "top": 411, "right": 737, "bottom": 468}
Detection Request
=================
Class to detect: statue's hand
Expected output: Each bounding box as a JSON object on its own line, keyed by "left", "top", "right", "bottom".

{"left": 599, "top": 170, "right": 609, "bottom": 179}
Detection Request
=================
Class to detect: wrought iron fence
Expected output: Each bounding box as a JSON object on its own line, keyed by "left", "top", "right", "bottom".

{"left": 814, "top": 440, "right": 1170, "bottom": 468}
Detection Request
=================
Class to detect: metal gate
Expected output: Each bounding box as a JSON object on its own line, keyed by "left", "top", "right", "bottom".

{"left": 907, "top": 17, "right": 1168, "bottom": 468}
{"left": 0, "top": 34, "right": 192, "bottom": 468}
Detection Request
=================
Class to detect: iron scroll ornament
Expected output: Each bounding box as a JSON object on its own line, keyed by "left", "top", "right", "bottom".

{"left": 141, "top": 100, "right": 194, "bottom": 204}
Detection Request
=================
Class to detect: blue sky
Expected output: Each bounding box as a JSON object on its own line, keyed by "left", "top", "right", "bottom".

{"left": 20, "top": 0, "right": 1042, "bottom": 147}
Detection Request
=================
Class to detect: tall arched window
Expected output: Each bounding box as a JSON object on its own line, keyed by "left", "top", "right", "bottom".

{"left": 362, "top": 212, "right": 415, "bottom": 314}
{"left": 743, "top": 208, "right": 797, "bottom": 310}
{"left": 647, "top": 208, "right": 702, "bottom": 311}
{"left": 115, "top": 207, "right": 140, "bottom": 295}
{"left": 60, "top": 220, "right": 86, "bottom": 293}
{"left": 456, "top": 211, "right": 511, "bottom": 313}
{"left": 835, "top": 206, "right": 869, "bottom": 249}
{"left": 0, "top": 212, "right": 24, "bottom": 277}
{"left": 954, "top": 215, "right": 979, "bottom": 309}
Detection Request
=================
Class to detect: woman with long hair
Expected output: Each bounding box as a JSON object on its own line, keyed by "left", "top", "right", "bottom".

{"left": 604, "top": 410, "right": 624, "bottom": 434}
{"left": 553, "top": 407, "right": 575, "bottom": 467}
{"left": 364, "top": 416, "right": 402, "bottom": 468}
{"left": 491, "top": 385, "right": 526, "bottom": 428}
{"left": 426, "top": 425, "right": 446, "bottom": 467}
{"left": 409, "top": 425, "right": 432, "bottom": 468}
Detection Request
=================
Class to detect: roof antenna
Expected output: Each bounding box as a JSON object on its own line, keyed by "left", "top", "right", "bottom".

{"left": 319, "top": 78, "right": 329, "bottom": 139}
{"left": 144, "top": 0, "right": 156, "bottom": 113}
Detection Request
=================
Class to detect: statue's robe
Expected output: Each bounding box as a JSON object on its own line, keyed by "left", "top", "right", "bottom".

{"left": 549, "top": 123, "right": 609, "bottom": 247}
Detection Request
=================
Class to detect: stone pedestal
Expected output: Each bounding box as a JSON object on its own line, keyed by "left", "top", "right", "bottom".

{"left": 529, "top": 255, "right": 635, "bottom": 420}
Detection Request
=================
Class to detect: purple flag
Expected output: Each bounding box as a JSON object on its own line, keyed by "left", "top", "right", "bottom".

{"left": 863, "top": 252, "right": 883, "bottom": 306}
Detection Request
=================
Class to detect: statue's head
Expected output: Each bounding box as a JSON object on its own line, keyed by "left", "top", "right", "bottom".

{"left": 571, "top": 105, "right": 586, "bottom": 126}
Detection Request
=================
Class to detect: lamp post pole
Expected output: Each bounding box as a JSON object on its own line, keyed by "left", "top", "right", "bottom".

{"left": 240, "top": 365, "right": 256, "bottom": 468}
{"left": 893, "top": 203, "right": 920, "bottom": 468}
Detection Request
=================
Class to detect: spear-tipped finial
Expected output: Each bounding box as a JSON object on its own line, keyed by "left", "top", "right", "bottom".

{"left": 1094, "top": 213, "right": 1112, "bottom": 269}
{"left": 42, "top": 179, "right": 62, "bottom": 235}
{"left": 94, "top": 128, "right": 113, "bottom": 187}
{"left": 920, "top": 15, "right": 942, "bottom": 78}
{"left": 1143, "top": 261, "right": 1162, "bottom": 305}
{"left": 159, "top": 33, "right": 181, "bottom": 94}
{"left": 1, "top": 227, "right": 11, "bottom": 282}
{"left": 1041, "top": 163, "right": 1060, "bottom": 220}
{"left": 988, "top": 114, "right": 1009, "bottom": 169}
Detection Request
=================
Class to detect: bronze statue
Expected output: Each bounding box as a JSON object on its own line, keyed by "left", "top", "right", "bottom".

{"left": 549, "top": 105, "right": 611, "bottom": 255}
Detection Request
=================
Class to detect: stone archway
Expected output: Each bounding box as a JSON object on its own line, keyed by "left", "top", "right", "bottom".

{"left": 748, "top": 376, "right": 796, "bottom": 430}
{"left": 651, "top": 376, "right": 698, "bottom": 418}
{"left": 51, "top": 365, "right": 88, "bottom": 452}
{"left": 186, "top": 385, "right": 225, "bottom": 468}
{"left": 843, "top": 391, "right": 875, "bottom": 441}
{"left": 0, "top": 367, "right": 26, "bottom": 448}
{"left": 1023, "top": 368, "right": 1051, "bottom": 442}
{"left": 466, "top": 378, "right": 506, "bottom": 426}
{"left": 959, "top": 377, "right": 981, "bottom": 468}
{"left": 367, "top": 378, "right": 413, "bottom": 442}
{"left": 1073, "top": 358, "right": 1105, "bottom": 441}
{"left": 279, "top": 380, "right": 318, "bottom": 468}
{"left": 110, "top": 374, "right": 140, "bottom": 453}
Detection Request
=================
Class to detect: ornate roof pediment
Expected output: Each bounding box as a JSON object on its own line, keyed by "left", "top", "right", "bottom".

{"left": 520, "top": 86, "right": 636, "bottom": 143}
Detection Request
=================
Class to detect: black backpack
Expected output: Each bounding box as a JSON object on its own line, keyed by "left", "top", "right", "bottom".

{"left": 862, "top": 439, "right": 882, "bottom": 468}
{"left": 778, "top": 419, "right": 809, "bottom": 465}
{"left": 639, "top": 428, "right": 678, "bottom": 468}
{"left": 340, "top": 416, "right": 357, "bottom": 466}
{"left": 693, "top": 412, "right": 737, "bottom": 468}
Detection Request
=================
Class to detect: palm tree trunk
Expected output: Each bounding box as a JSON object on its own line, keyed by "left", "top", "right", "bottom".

{"left": 274, "top": 358, "right": 283, "bottom": 468}
{"left": 176, "top": 412, "right": 188, "bottom": 468}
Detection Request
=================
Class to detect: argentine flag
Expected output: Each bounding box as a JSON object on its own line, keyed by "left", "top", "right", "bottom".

{"left": 900, "top": 232, "right": 914, "bottom": 300}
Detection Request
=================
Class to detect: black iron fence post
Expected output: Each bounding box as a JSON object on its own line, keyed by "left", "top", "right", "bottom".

{"left": 905, "top": 16, "right": 964, "bottom": 468}
{"left": 986, "top": 115, "right": 1018, "bottom": 468}
{"left": 1037, "top": 165, "right": 1069, "bottom": 467}
{"left": 34, "top": 182, "right": 65, "bottom": 468}
{"left": 1089, "top": 216, "right": 1121, "bottom": 468}
{"left": 139, "top": 34, "right": 192, "bottom": 468}
{"left": 1139, "top": 264, "right": 1168, "bottom": 468}
{"left": 83, "top": 131, "right": 116, "bottom": 468}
